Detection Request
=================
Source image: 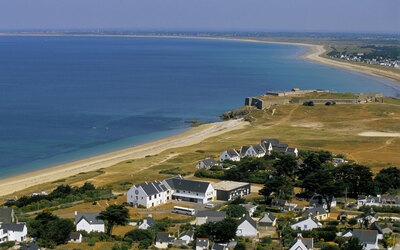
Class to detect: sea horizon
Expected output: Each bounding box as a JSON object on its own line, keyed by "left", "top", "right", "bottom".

{"left": 0, "top": 35, "right": 399, "bottom": 180}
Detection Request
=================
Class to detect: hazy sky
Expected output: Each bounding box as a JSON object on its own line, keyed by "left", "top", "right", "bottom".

{"left": 0, "top": 0, "right": 399, "bottom": 33}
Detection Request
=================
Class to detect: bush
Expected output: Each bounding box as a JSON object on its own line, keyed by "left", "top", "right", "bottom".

{"left": 303, "top": 101, "right": 314, "bottom": 106}
{"left": 88, "top": 239, "right": 96, "bottom": 246}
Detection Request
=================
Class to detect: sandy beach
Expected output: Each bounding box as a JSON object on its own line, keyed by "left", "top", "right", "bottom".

{"left": 0, "top": 119, "right": 247, "bottom": 196}
{"left": 0, "top": 32, "right": 399, "bottom": 197}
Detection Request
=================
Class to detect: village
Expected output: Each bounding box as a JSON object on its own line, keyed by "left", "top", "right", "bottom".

{"left": 0, "top": 137, "right": 399, "bottom": 250}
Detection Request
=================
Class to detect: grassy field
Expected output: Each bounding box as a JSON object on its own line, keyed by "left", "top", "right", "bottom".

{"left": 4, "top": 102, "right": 400, "bottom": 200}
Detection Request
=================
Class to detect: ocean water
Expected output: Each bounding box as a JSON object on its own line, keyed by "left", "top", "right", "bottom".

{"left": 0, "top": 36, "right": 399, "bottom": 179}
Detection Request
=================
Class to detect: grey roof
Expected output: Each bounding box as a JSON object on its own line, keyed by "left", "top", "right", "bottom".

{"left": 201, "top": 158, "right": 220, "bottom": 167}
{"left": 261, "top": 139, "right": 279, "bottom": 146}
{"left": 240, "top": 204, "right": 257, "bottom": 211}
{"left": 272, "top": 145, "right": 288, "bottom": 152}
{"left": 1, "top": 223, "right": 25, "bottom": 232}
{"left": 287, "top": 148, "right": 297, "bottom": 153}
{"left": 290, "top": 236, "right": 314, "bottom": 249}
{"left": 240, "top": 146, "right": 249, "bottom": 157}
{"left": 145, "top": 216, "right": 156, "bottom": 227}
{"left": 21, "top": 243, "right": 40, "bottom": 250}
{"left": 258, "top": 212, "right": 276, "bottom": 224}
{"left": 381, "top": 196, "right": 400, "bottom": 205}
{"left": 352, "top": 230, "right": 378, "bottom": 244}
{"left": 253, "top": 144, "right": 265, "bottom": 154}
{"left": 238, "top": 214, "right": 257, "bottom": 229}
{"left": 212, "top": 243, "right": 226, "bottom": 250}
{"left": 165, "top": 176, "right": 211, "bottom": 193}
{"left": 272, "top": 199, "right": 287, "bottom": 207}
{"left": 197, "top": 211, "right": 226, "bottom": 218}
{"left": 0, "top": 207, "right": 13, "bottom": 223}
{"left": 196, "top": 238, "right": 209, "bottom": 247}
{"left": 75, "top": 212, "right": 104, "bottom": 225}
{"left": 136, "top": 181, "right": 167, "bottom": 196}
{"left": 179, "top": 230, "right": 194, "bottom": 238}
{"left": 309, "top": 194, "right": 335, "bottom": 207}
{"left": 226, "top": 149, "right": 239, "bottom": 157}
{"left": 370, "top": 222, "right": 383, "bottom": 234}
{"left": 70, "top": 232, "right": 81, "bottom": 240}
{"left": 308, "top": 206, "right": 327, "bottom": 217}
{"left": 156, "top": 232, "right": 175, "bottom": 243}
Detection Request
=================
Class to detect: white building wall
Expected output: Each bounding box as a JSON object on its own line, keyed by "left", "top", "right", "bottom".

{"left": 236, "top": 220, "right": 257, "bottom": 237}
{"left": 76, "top": 219, "right": 105, "bottom": 233}
{"left": 291, "top": 218, "right": 321, "bottom": 231}
{"left": 6, "top": 226, "right": 27, "bottom": 242}
{"left": 219, "top": 151, "right": 240, "bottom": 161}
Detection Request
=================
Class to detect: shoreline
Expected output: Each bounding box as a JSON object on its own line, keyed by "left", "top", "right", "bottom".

{"left": 0, "top": 32, "right": 399, "bottom": 196}
{"left": 0, "top": 119, "right": 248, "bottom": 197}
{"left": 1, "top": 32, "right": 399, "bottom": 84}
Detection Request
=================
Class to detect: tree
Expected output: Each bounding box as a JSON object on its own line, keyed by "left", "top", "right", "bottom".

{"left": 335, "top": 164, "right": 374, "bottom": 197}
{"left": 214, "top": 218, "right": 238, "bottom": 242}
{"left": 343, "top": 237, "right": 363, "bottom": 250}
{"left": 301, "top": 166, "right": 338, "bottom": 211}
{"left": 28, "top": 211, "right": 74, "bottom": 247}
{"left": 194, "top": 222, "right": 215, "bottom": 240}
{"left": 259, "top": 176, "right": 294, "bottom": 201}
{"left": 97, "top": 204, "right": 130, "bottom": 236}
{"left": 152, "top": 217, "right": 171, "bottom": 232}
{"left": 374, "top": 167, "right": 400, "bottom": 194}
{"left": 223, "top": 204, "right": 248, "bottom": 218}
{"left": 348, "top": 217, "right": 357, "bottom": 227}
{"left": 273, "top": 154, "right": 298, "bottom": 178}
{"left": 125, "top": 229, "right": 154, "bottom": 242}
{"left": 234, "top": 242, "right": 246, "bottom": 250}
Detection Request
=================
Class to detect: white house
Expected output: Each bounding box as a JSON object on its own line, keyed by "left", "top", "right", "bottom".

{"left": 240, "top": 144, "right": 266, "bottom": 158}
{"left": 240, "top": 204, "right": 257, "bottom": 216}
{"left": 163, "top": 175, "right": 216, "bottom": 204}
{"left": 309, "top": 194, "right": 336, "bottom": 209}
{"left": 289, "top": 233, "right": 313, "bottom": 250}
{"left": 291, "top": 217, "right": 322, "bottom": 231}
{"left": 178, "top": 230, "right": 194, "bottom": 244}
{"left": 196, "top": 158, "right": 221, "bottom": 169}
{"left": 258, "top": 212, "right": 277, "bottom": 227}
{"left": 219, "top": 149, "right": 240, "bottom": 162}
{"left": 287, "top": 148, "right": 299, "bottom": 157}
{"left": 138, "top": 214, "right": 156, "bottom": 230}
{"left": 357, "top": 195, "right": 400, "bottom": 207}
{"left": 127, "top": 181, "right": 170, "bottom": 209}
{"left": 1, "top": 223, "right": 27, "bottom": 242}
{"left": 0, "top": 225, "right": 8, "bottom": 243}
{"left": 343, "top": 229, "right": 379, "bottom": 250}
{"left": 196, "top": 211, "right": 226, "bottom": 225}
{"left": 196, "top": 238, "right": 209, "bottom": 250}
{"left": 69, "top": 232, "right": 82, "bottom": 243}
{"left": 75, "top": 212, "right": 105, "bottom": 233}
{"left": 155, "top": 232, "right": 175, "bottom": 249}
{"left": 236, "top": 214, "right": 258, "bottom": 237}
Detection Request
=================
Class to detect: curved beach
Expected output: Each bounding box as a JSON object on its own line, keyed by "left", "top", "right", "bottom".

{"left": 0, "top": 34, "right": 398, "bottom": 197}
{"left": 0, "top": 119, "right": 247, "bottom": 196}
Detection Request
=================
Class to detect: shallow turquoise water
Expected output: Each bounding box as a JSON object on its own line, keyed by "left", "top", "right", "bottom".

{"left": 0, "top": 36, "right": 399, "bottom": 178}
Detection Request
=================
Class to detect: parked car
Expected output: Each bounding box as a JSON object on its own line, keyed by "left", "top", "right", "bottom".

{"left": 205, "top": 204, "right": 214, "bottom": 209}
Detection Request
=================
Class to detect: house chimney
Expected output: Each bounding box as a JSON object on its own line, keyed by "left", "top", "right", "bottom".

{"left": 243, "top": 214, "right": 246, "bottom": 217}
{"left": 149, "top": 214, "right": 152, "bottom": 218}
{"left": 74, "top": 211, "right": 77, "bottom": 216}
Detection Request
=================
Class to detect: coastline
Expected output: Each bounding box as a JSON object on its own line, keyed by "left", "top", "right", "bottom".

{"left": 0, "top": 33, "right": 399, "bottom": 197}
{"left": 0, "top": 119, "right": 248, "bottom": 197}
{"left": 1, "top": 32, "right": 399, "bottom": 84}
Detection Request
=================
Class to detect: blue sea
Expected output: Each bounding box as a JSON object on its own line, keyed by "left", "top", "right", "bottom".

{"left": 0, "top": 36, "right": 399, "bottom": 179}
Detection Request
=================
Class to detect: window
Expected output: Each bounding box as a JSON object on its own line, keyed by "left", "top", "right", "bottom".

{"left": 304, "top": 225, "right": 308, "bottom": 229}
